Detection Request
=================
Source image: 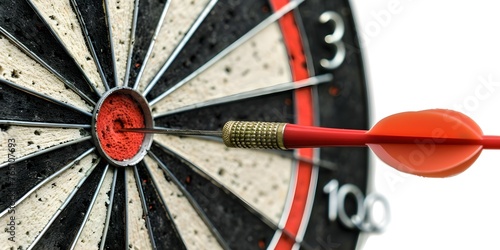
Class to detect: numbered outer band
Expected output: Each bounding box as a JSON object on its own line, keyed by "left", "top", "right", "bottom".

{"left": 222, "top": 121, "right": 287, "bottom": 150}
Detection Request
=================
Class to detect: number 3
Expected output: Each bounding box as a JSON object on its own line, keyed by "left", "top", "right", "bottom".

{"left": 319, "top": 11, "right": 346, "bottom": 70}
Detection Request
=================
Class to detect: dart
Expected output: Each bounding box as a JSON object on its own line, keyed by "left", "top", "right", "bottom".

{"left": 122, "top": 109, "right": 498, "bottom": 178}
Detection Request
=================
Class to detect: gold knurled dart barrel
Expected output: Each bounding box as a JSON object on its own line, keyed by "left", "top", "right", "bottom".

{"left": 222, "top": 121, "right": 287, "bottom": 150}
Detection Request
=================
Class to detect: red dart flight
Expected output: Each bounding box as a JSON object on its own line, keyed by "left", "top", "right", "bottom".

{"left": 278, "top": 109, "right": 493, "bottom": 178}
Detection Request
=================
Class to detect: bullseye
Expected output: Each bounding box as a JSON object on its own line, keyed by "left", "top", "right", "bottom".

{"left": 92, "top": 87, "right": 154, "bottom": 167}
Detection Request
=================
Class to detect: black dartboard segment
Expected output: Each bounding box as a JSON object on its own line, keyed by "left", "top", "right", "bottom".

{"left": 0, "top": 0, "right": 99, "bottom": 103}
{"left": 127, "top": 0, "right": 168, "bottom": 86}
{"left": 0, "top": 79, "right": 91, "bottom": 124}
{"left": 0, "top": 0, "right": 373, "bottom": 249}
{"left": 72, "top": 0, "right": 115, "bottom": 89}
{"left": 135, "top": 162, "right": 187, "bottom": 249}
{"left": 150, "top": 144, "right": 277, "bottom": 250}
{"left": 103, "top": 168, "right": 126, "bottom": 249}
{"left": 155, "top": 91, "right": 295, "bottom": 130}
{"left": 0, "top": 140, "right": 94, "bottom": 214}
{"left": 33, "top": 160, "right": 107, "bottom": 250}
{"left": 145, "top": 0, "right": 272, "bottom": 100}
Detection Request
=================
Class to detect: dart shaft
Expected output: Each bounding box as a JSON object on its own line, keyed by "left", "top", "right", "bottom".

{"left": 122, "top": 122, "right": 500, "bottom": 150}
{"left": 480, "top": 136, "right": 500, "bottom": 149}
{"left": 223, "top": 122, "right": 500, "bottom": 149}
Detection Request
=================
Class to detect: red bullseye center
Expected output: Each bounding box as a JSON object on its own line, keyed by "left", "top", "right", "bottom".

{"left": 96, "top": 93, "right": 145, "bottom": 161}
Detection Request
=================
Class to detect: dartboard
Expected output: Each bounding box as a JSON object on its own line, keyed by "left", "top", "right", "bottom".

{"left": 0, "top": 0, "right": 377, "bottom": 249}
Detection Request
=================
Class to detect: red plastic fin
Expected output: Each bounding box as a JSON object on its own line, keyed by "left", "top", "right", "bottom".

{"left": 369, "top": 109, "right": 483, "bottom": 139}
{"left": 368, "top": 109, "right": 483, "bottom": 177}
{"left": 369, "top": 143, "right": 482, "bottom": 177}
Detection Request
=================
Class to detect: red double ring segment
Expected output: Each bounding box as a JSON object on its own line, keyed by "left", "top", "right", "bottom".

{"left": 270, "top": 0, "right": 316, "bottom": 249}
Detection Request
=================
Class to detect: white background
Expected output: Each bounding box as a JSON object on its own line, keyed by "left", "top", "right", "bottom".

{"left": 349, "top": 1, "right": 500, "bottom": 249}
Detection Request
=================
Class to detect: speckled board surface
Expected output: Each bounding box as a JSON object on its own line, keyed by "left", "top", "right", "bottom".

{"left": 0, "top": 0, "right": 370, "bottom": 249}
